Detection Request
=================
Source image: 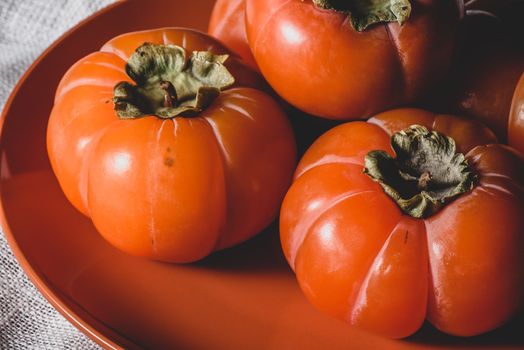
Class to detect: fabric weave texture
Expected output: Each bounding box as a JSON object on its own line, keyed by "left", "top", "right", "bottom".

{"left": 0, "top": 1, "right": 116, "bottom": 349}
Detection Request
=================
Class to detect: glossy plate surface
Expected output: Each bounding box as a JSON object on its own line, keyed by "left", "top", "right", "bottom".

{"left": 1, "top": 0, "right": 523, "bottom": 349}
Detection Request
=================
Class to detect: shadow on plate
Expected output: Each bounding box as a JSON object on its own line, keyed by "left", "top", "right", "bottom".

{"left": 194, "top": 222, "right": 292, "bottom": 274}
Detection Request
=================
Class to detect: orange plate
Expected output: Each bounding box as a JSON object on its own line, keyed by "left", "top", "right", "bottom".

{"left": 0, "top": 1, "right": 523, "bottom": 349}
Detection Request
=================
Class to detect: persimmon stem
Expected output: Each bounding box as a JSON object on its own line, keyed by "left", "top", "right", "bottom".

{"left": 160, "top": 81, "right": 177, "bottom": 108}
{"left": 464, "top": 0, "right": 481, "bottom": 7}
{"left": 312, "top": 0, "right": 412, "bottom": 31}
{"left": 463, "top": 0, "right": 499, "bottom": 20}
{"left": 417, "top": 172, "right": 432, "bottom": 191}
{"left": 364, "top": 125, "right": 476, "bottom": 219}
{"left": 465, "top": 9, "right": 499, "bottom": 19}
{"left": 113, "top": 43, "right": 235, "bottom": 119}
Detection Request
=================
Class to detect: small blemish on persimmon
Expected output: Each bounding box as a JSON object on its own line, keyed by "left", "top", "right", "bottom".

{"left": 164, "top": 156, "right": 175, "bottom": 167}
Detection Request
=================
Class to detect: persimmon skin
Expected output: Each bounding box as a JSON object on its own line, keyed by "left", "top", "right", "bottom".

{"left": 444, "top": 9, "right": 524, "bottom": 142}
{"left": 245, "top": 0, "right": 461, "bottom": 120}
{"left": 209, "top": 0, "right": 257, "bottom": 71}
{"left": 47, "top": 28, "right": 296, "bottom": 263}
{"left": 426, "top": 144, "right": 524, "bottom": 336}
{"left": 448, "top": 44, "right": 524, "bottom": 142}
{"left": 509, "top": 73, "right": 524, "bottom": 154}
{"left": 281, "top": 108, "right": 524, "bottom": 338}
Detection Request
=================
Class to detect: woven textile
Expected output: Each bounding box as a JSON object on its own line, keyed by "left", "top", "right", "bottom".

{"left": 0, "top": 1, "right": 116, "bottom": 348}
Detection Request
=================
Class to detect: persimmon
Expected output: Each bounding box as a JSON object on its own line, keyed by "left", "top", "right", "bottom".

{"left": 444, "top": 1, "right": 524, "bottom": 141}
{"left": 280, "top": 108, "right": 524, "bottom": 338}
{"left": 509, "top": 73, "right": 524, "bottom": 154}
{"left": 47, "top": 28, "right": 296, "bottom": 263}
{"left": 209, "top": 0, "right": 257, "bottom": 71}
{"left": 245, "top": 0, "right": 461, "bottom": 120}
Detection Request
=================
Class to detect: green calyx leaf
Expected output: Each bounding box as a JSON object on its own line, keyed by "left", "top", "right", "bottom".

{"left": 364, "top": 125, "right": 476, "bottom": 219}
{"left": 113, "top": 43, "right": 235, "bottom": 119}
{"left": 312, "top": 0, "right": 412, "bottom": 32}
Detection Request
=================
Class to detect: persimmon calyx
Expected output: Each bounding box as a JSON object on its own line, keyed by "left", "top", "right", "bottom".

{"left": 312, "top": 0, "right": 412, "bottom": 31}
{"left": 113, "top": 43, "right": 235, "bottom": 119}
{"left": 364, "top": 125, "right": 476, "bottom": 219}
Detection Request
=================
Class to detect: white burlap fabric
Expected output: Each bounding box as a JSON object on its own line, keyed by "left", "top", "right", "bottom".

{"left": 0, "top": 1, "right": 116, "bottom": 348}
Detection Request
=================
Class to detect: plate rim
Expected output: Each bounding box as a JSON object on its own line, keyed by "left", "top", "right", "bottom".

{"left": 0, "top": 1, "right": 134, "bottom": 349}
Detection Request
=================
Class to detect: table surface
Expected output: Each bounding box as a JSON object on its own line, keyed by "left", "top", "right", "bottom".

{"left": 0, "top": 2, "right": 115, "bottom": 348}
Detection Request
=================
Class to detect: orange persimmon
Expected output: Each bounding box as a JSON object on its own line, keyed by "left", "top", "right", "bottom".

{"left": 280, "top": 108, "right": 524, "bottom": 338}
{"left": 444, "top": 3, "right": 524, "bottom": 141}
{"left": 47, "top": 28, "right": 296, "bottom": 263}
{"left": 245, "top": 0, "right": 461, "bottom": 120}
{"left": 509, "top": 73, "right": 524, "bottom": 154}
{"left": 209, "top": 0, "right": 257, "bottom": 71}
